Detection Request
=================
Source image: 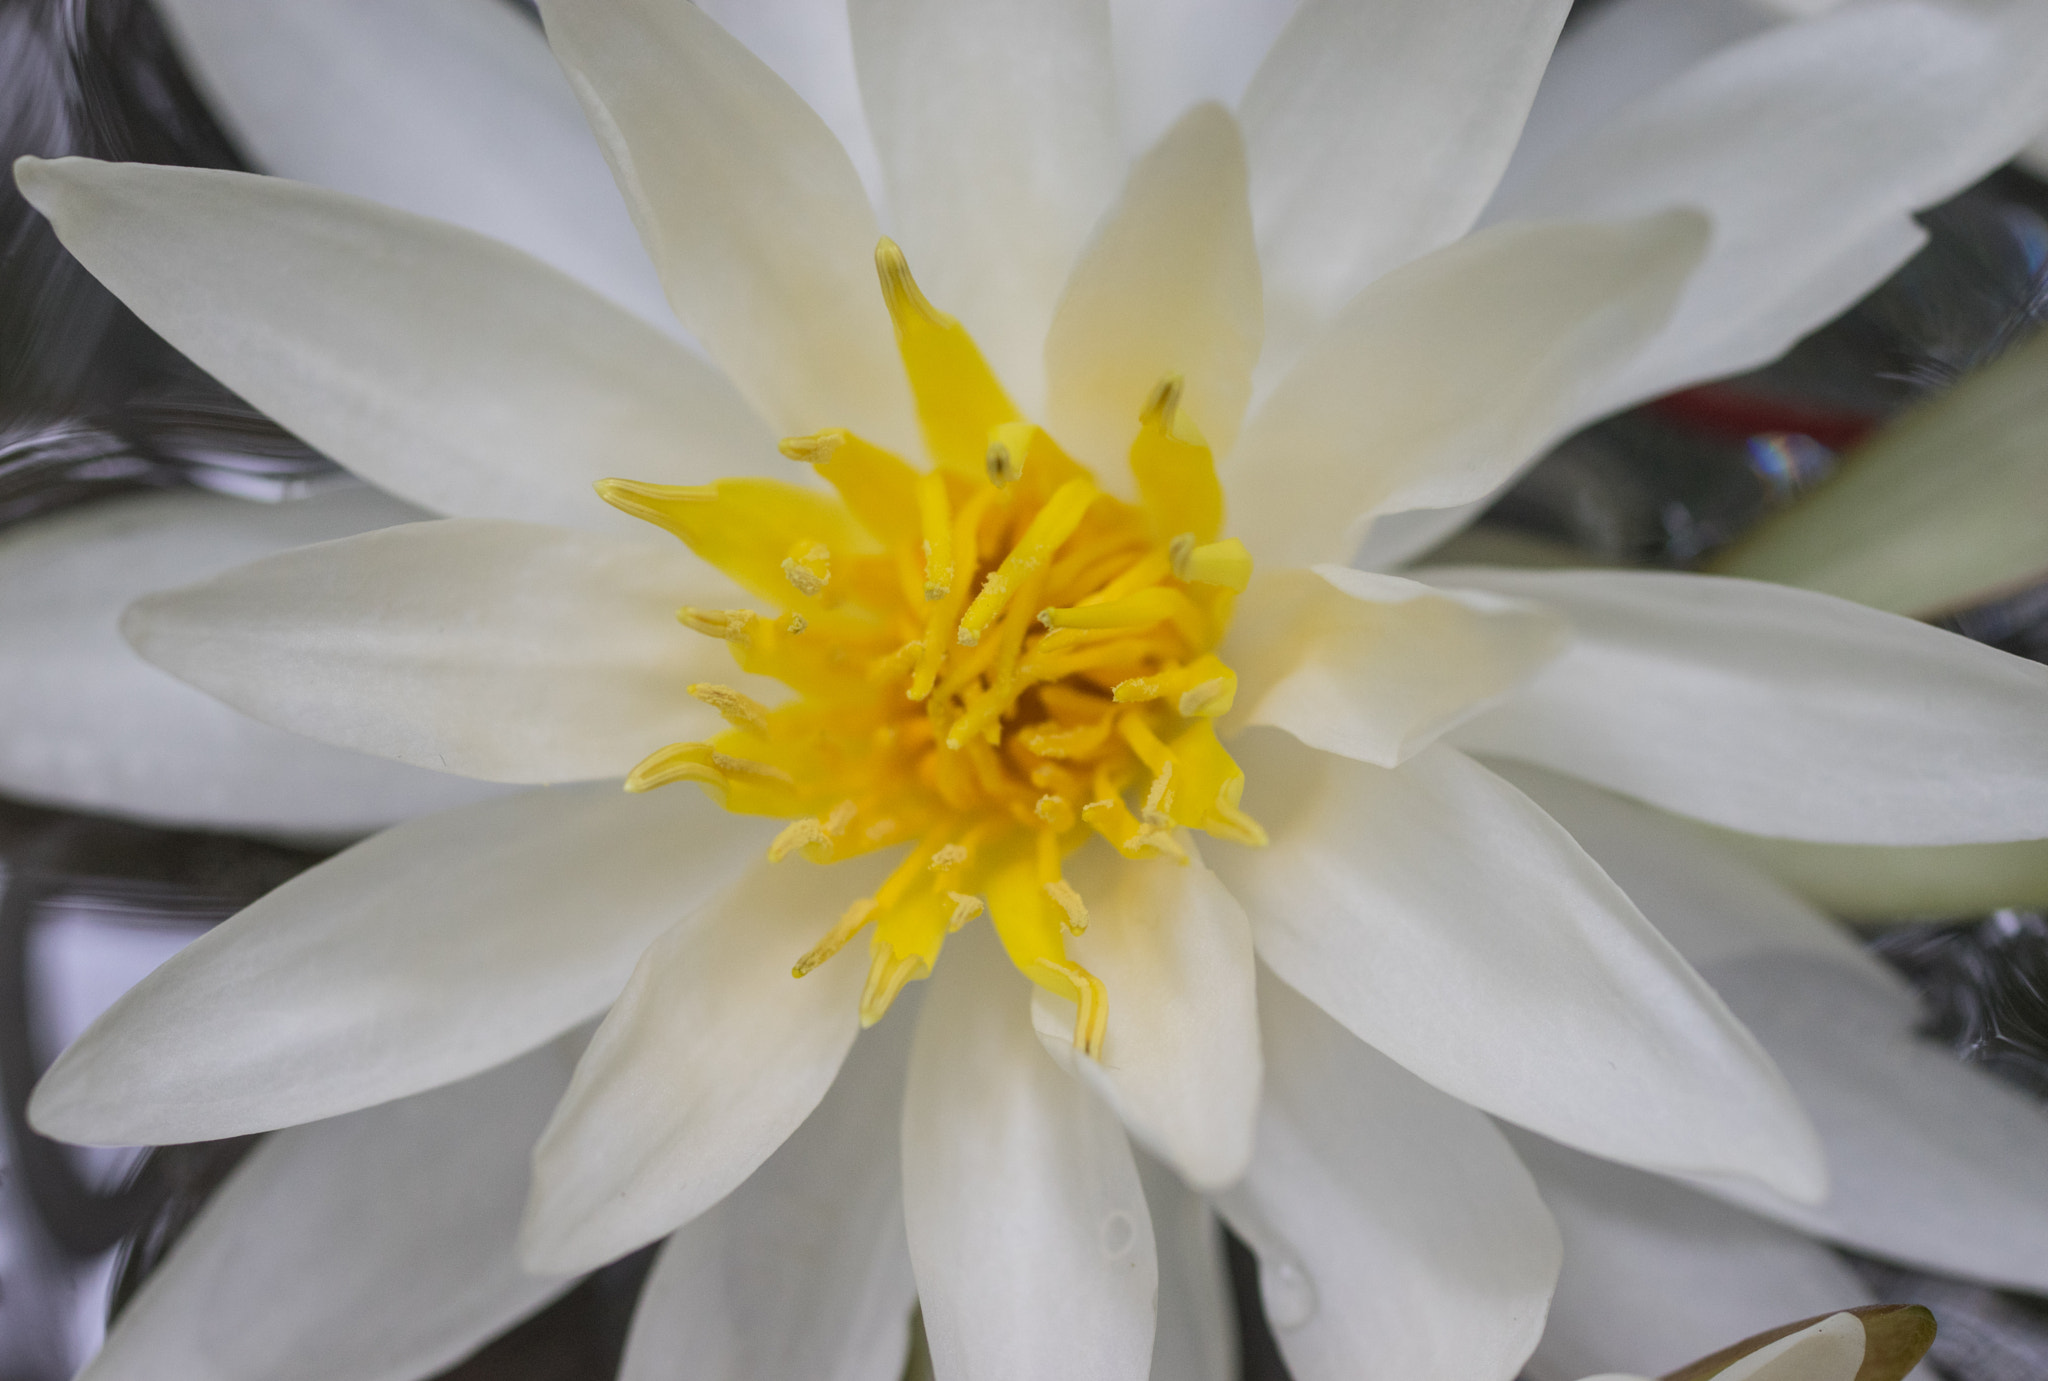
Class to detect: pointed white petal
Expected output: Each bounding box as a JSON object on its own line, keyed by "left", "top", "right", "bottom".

{"left": 123, "top": 519, "right": 736, "bottom": 785}
{"left": 1216, "top": 971, "right": 1559, "bottom": 1381}
{"left": 1109, "top": 0, "right": 1297, "bottom": 159}
{"left": 1241, "top": 0, "right": 1571, "bottom": 368}
{"left": 1226, "top": 213, "right": 1704, "bottom": 568}
{"left": 849, "top": 0, "right": 1121, "bottom": 408}
{"left": 1227, "top": 565, "right": 1565, "bottom": 769}
{"left": 1044, "top": 102, "right": 1261, "bottom": 474}
{"left": 1030, "top": 843, "right": 1260, "bottom": 1192}
{"left": 618, "top": 1009, "right": 915, "bottom": 1381}
{"left": 539, "top": 0, "right": 915, "bottom": 451}
{"left": 15, "top": 157, "right": 772, "bottom": 529}
{"left": 152, "top": 0, "right": 673, "bottom": 328}
{"left": 1211, "top": 732, "right": 1823, "bottom": 1199}
{"left": 30, "top": 784, "right": 759, "bottom": 1146}
{"left": 1513, "top": 1134, "right": 1877, "bottom": 1381}
{"left": 1497, "top": 762, "right": 2048, "bottom": 1297}
{"left": 1501, "top": 0, "right": 2048, "bottom": 415}
{"left": 1437, "top": 568, "right": 2048, "bottom": 845}
{"left": 1715, "top": 328, "right": 2048, "bottom": 619}
{"left": 521, "top": 852, "right": 883, "bottom": 1274}
{"left": 903, "top": 926, "right": 1156, "bottom": 1381}
{"left": 82, "top": 1037, "right": 582, "bottom": 1381}
{"left": 1706, "top": 830, "right": 2048, "bottom": 924}
{"left": 694, "top": 0, "right": 888, "bottom": 215}
{"left": 1136, "top": 1151, "right": 1235, "bottom": 1381}
{"left": 0, "top": 488, "right": 497, "bottom": 834}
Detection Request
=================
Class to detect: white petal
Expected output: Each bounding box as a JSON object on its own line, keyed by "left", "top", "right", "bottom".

{"left": 1210, "top": 732, "right": 1823, "bottom": 1199}
{"left": 521, "top": 852, "right": 883, "bottom": 1274}
{"left": 1215, "top": 971, "right": 1559, "bottom": 1381}
{"left": 694, "top": 0, "right": 889, "bottom": 216}
{"left": 1226, "top": 565, "right": 1565, "bottom": 769}
{"left": 15, "top": 157, "right": 773, "bottom": 530}
{"left": 1225, "top": 212, "right": 1704, "bottom": 569}
{"left": 81, "top": 1037, "right": 581, "bottom": 1381}
{"left": 30, "top": 783, "right": 759, "bottom": 1146}
{"left": 618, "top": 1007, "right": 915, "bottom": 1381}
{"left": 1512, "top": 1133, "right": 1878, "bottom": 1381}
{"left": 1495, "top": 762, "right": 2048, "bottom": 1297}
{"left": 124, "top": 519, "right": 735, "bottom": 785}
{"left": 539, "top": 0, "right": 916, "bottom": 450}
{"left": 151, "top": 0, "right": 674, "bottom": 329}
{"left": 1240, "top": 0, "right": 1571, "bottom": 369}
{"left": 849, "top": 0, "right": 1121, "bottom": 408}
{"left": 1136, "top": 1150, "right": 1235, "bottom": 1381}
{"left": 1030, "top": 843, "right": 1261, "bottom": 1191}
{"left": 0, "top": 488, "right": 497, "bottom": 835}
{"left": 903, "top": 925, "right": 1157, "bottom": 1381}
{"left": 1109, "top": 0, "right": 1298, "bottom": 159}
{"left": 1044, "top": 102, "right": 1261, "bottom": 476}
{"left": 1715, "top": 328, "right": 2048, "bottom": 620}
{"left": 1436, "top": 568, "right": 2048, "bottom": 845}
{"left": 1500, "top": 0, "right": 2048, "bottom": 415}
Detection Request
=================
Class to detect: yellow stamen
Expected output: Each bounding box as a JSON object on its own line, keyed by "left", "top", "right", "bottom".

{"left": 1034, "top": 957, "right": 1108, "bottom": 1060}
{"left": 917, "top": 471, "right": 954, "bottom": 600}
{"left": 795, "top": 898, "right": 877, "bottom": 977}
{"left": 689, "top": 683, "right": 770, "bottom": 733}
{"left": 1172, "top": 535, "right": 1253, "bottom": 591}
{"left": 957, "top": 478, "right": 1096, "bottom": 646}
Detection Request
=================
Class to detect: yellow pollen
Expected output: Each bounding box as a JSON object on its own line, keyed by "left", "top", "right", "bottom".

{"left": 614, "top": 240, "right": 1265, "bottom": 1056}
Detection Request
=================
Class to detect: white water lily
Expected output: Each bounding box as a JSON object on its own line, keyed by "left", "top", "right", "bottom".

{"left": 14, "top": 2, "right": 2048, "bottom": 1381}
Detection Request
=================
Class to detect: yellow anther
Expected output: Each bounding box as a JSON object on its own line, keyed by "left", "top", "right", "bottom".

{"left": 1141, "top": 375, "right": 1185, "bottom": 429}
{"left": 688, "top": 683, "right": 770, "bottom": 733}
{"left": 678, "top": 607, "right": 757, "bottom": 643}
{"left": 782, "top": 542, "right": 830, "bottom": 597}
{"left": 875, "top": 238, "right": 947, "bottom": 325}
{"left": 769, "top": 817, "right": 832, "bottom": 863}
{"left": 929, "top": 843, "right": 970, "bottom": 873}
{"left": 917, "top": 471, "right": 954, "bottom": 600}
{"left": 594, "top": 477, "right": 714, "bottom": 525}
{"left": 946, "top": 892, "right": 985, "bottom": 930}
{"left": 779, "top": 431, "right": 845, "bottom": 465}
{"left": 823, "top": 800, "right": 858, "bottom": 836}
{"left": 1035, "top": 795, "right": 1076, "bottom": 832}
{"left": 859, "top": 941, "right": 930, "bottom": 1027}
{"left": 794, "top": 897, "right": 877, "bottom": 977}
{"left": 1043, "top": 879, "right": 1088, "bottom": 935}
{"left": 986, "top": 421, "right": 1034, "bottom": 488}
{"left": 1039, "top": 586, "right": 1182, "bottom": 632}
{"left": 1034, "top": 957, "right": 1108, "bottom": 1061}
{"left": 784, "top": 613, "right": 807, "bottom": 634}
{"left": 1173, "top": 536, "right": 1252, "bottom": 592}
{"left": 1178, "top": 677, "right": 1234, "bottom": 717}
{"left": 957, "top": 478, "right": 1096, "bottom": 646}
{"left": 625, "top": 742, "right": 726, "bottom": 798}
{"left": 709, "top": 751, "right": 792, "bottom": 785}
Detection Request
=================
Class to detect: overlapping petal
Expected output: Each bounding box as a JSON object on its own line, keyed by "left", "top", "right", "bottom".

{"left": 902, "top": 926, "right": 1157, "bottom": 1381}
{"left": 1226, "top": 211, "right": 1704, "bottom": 568}
{"left": 30, "top": 783, "right": 758, "bottom": 1146}
{"left": 617, "top": 1003, "right": 915, "bottom": 1381}
{"left": 538, "top": 0, "right": 916, "bottom": 450}
{"left": 1044, "top": 101, "right": 1261, "bottom": 475}
{"left": 1216, "top": 972, "right": 1559, "bottom": 1381}
{"left": 123, "top": 519, "right": 737, "bottom": 785}
{"left": 1439, "top": 569, "right": 2048, "bottom": 845}
{"left": 14, "top": 157, "right": 771, "bottom": 528}
{"left": 80, "top": 1038, "right": 582, "bottom": 1381}
{"left": 520, "top": 852, "right": 881, "bottom": 1274}
{"left": 152, "top": 0, "right": 672, "bottom": 327}
{"left": 1030, "top": 844, "right": 1260, "bottom": 1192}
{"left": 1210, "top": 731, "right": 1823, "bottom": 1198}
{"left": 1227, "top": 565, "right": 1565, "bottom": 768}
{"left": 1240, "top": 0, "right": 1571, "bottom": 368}
{"left": 1107, "top": 0, "right": 1295, "bottom": 159}
{"left": 0, "top": 488, "right": 497, "bottom": 834}
{"left": 850, "top": 0, "right": 1120, "bottom": 406}
{"left": 1137, "top": 1151, "right": 1235, "bottom": 1381}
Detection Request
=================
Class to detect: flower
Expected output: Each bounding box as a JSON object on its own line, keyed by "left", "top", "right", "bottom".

{"left": 14, "top": 2, "right": 2048, "bottom": 1380}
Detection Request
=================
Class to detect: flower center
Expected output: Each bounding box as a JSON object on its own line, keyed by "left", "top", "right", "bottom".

{"left": 598, "top": 241, "right": 1263, "bottom": 1057}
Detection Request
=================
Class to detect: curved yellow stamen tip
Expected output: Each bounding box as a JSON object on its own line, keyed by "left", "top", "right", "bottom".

{"left": 593, "top": 477, "right": 715, "bottom": 524}
{"left": 1035, "top": 957, "right": 1109, "bottom": 1061}
{"left": 1171, "top": 535, "right": 1252, "bottom": 591}
{"left": 677, "top": 607, "right": 756, "bottom": 643}
{"left": 945, "top": 892, "right": 984, "bottom": 930}
{"left": 875, "top": 238, "right": 947, "bottom": 326}
{"left": 1043, "top": 879, "right": 1088, "bottom": 935}
{"left": 794, "top": 898, "right": 877, "bottom": 977}
{"left": 1039, "top": 586, "right": 1182, "bottom": 632}
{"left": 780, "top": 430, "right": 846, "bottom": 464}
{"left": 688, "top": 683, "right": 769, "bottom": 733}
{"left": 957, "top": 478, "right": 1095, "bottom": 645}
{"left": 769, "top": 817, "right": 832, "bottom": 863}
{"left": 859, "top": 941, "right": 929, "bottom": 1026}
{"left": 626, "top": 742, "right": 726, "bottom": 798}
{"left": 917, "top": 471, "right": 953, "bottom": 600}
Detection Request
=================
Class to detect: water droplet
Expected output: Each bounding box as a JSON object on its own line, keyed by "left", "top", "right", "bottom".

{"left": 1260, "top": 1256, "right": 1317, "bottom": 1330}
{"left": 1100, "top": 1209, "right": 1137, "bottom": 1258}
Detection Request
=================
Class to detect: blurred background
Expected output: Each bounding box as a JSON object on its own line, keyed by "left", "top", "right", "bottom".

{"left": 2, "top": 0, "right": 2047, "bottom": 1377}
